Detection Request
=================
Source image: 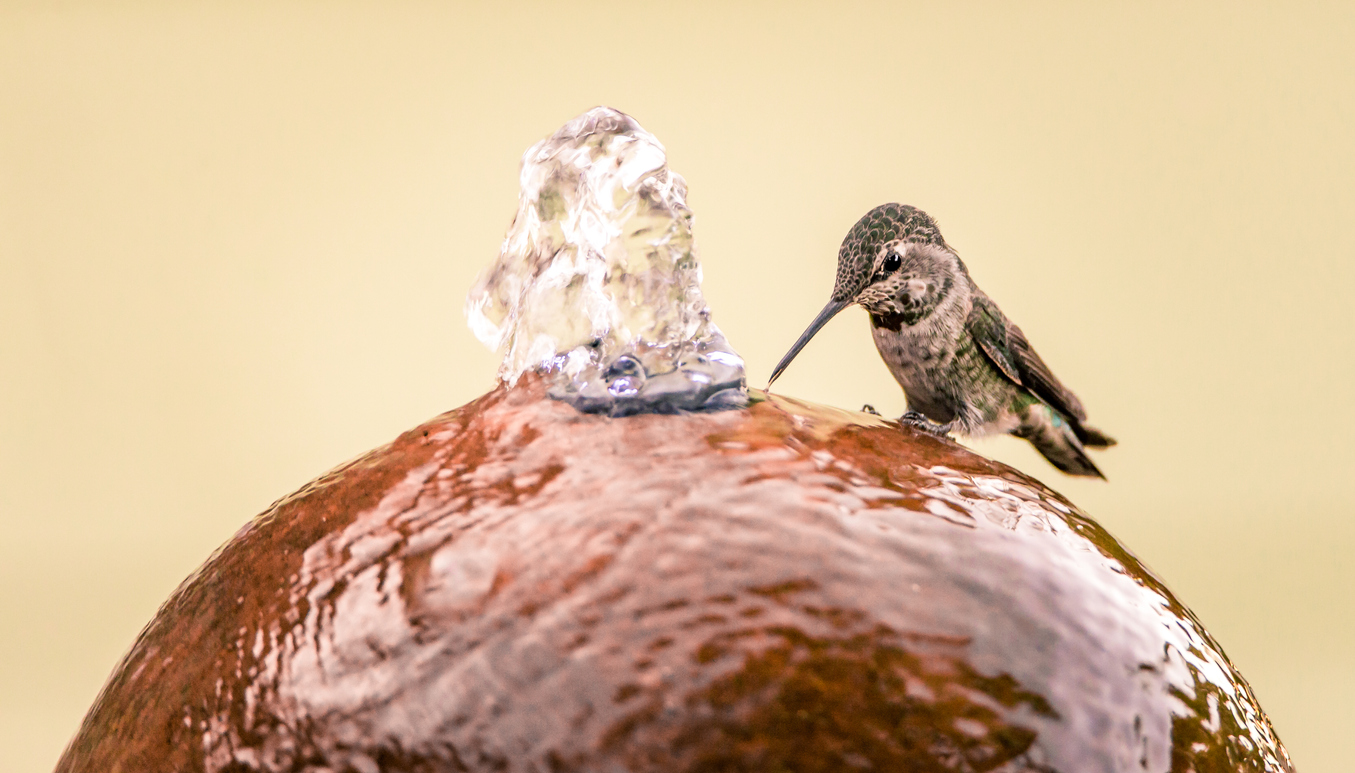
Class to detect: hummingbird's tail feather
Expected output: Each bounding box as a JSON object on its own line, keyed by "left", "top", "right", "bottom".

{"left": 1013, "top": 405, "right": 1108, "bottom": 479}
{"left": 1074, "top": 424, "right": 1117, "bottom": 448}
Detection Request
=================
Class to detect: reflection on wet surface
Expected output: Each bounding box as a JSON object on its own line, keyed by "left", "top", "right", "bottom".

{"left": 605, "top": 585, "right": 1061, "bottom": 773}
{"left": 57, "top": 380, "right": 1293, "bottom": 772}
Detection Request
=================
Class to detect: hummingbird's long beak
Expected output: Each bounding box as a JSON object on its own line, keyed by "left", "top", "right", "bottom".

{"left": 765, "top": 300, "right": 851, "bottom": 391}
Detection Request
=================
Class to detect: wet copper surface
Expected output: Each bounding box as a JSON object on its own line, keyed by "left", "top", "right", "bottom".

{"left": 57, "top": 379, "right": 1293, "bottom": 772}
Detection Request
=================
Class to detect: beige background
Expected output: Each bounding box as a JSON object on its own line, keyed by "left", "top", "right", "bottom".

{"left": 2, "top": 2, "right": 1351, "bottom": 771}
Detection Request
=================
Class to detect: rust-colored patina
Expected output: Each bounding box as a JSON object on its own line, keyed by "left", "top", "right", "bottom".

{"left": 57, "top": 380, "right": 1293, "bottom": 772}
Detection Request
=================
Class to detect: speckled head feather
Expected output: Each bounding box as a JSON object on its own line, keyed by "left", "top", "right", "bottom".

{"left": 831, "top": 204, "right": 950, "bottom": 302}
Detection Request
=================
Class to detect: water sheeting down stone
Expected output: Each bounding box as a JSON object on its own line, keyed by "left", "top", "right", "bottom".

{"left": 55, "top": 381, "right": 1294, "bottom": 773}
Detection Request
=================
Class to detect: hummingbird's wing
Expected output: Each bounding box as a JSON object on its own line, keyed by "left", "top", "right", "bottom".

{"left": 967, "top": 293, "right": 1089, "bottom": 422}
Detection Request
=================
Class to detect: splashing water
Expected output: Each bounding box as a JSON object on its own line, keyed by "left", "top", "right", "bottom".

{"left": 465, "top": 107, "right": 746, "bottom": 415}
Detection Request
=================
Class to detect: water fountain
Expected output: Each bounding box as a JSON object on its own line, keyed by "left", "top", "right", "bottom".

{"left": 56, "top": 107, "right": 1293, "bottom": 773}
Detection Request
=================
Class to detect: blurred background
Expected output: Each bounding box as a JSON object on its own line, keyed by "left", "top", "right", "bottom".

{"left": 1, "top": 2, "right": 1351, "bottom": 771}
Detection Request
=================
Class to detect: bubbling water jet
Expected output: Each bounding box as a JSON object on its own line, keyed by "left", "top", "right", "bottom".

{"left": 465, "top": 107, "right": 746, "bottom": 416}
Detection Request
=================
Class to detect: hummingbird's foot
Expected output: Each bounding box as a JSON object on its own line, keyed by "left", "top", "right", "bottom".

{"left": 860, "top": 404, "right": 881, "bottom": 416}
{"left": 899, "top": 410, "right": 952, "bottom": 437}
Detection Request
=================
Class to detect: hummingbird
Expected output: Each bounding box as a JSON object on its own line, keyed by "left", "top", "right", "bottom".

{"left": 767, "top": 203, "right": 1115, "bottom": 478}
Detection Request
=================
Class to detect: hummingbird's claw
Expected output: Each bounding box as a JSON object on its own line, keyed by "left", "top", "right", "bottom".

{"left": 861, "top": 404, "right": 881, "bottom": 416}
{"left": 899, "top": 410, "right": 953, "bottom": 437}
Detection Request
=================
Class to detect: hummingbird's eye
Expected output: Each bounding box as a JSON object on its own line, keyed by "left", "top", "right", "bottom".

{"left": 882, "top": 253, "right": 902, "bottom": 273}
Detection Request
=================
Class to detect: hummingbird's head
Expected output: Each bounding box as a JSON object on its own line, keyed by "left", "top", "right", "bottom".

{"left": 767, "top": 203, "right": 963, "bottom": 389}
{"left": 832, "top": 204, "right": 960, "bottom": 321}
